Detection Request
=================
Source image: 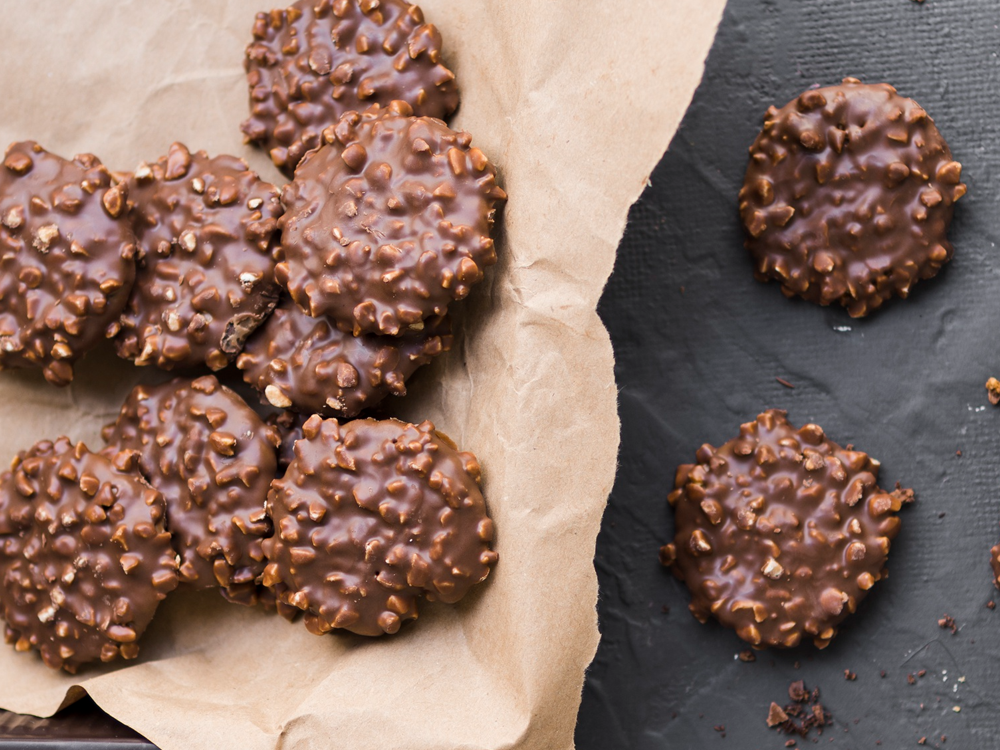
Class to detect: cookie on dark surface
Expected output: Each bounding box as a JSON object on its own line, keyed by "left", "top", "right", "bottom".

{"left": 739, "top": 78, "right": 966, "bottom": 317}
{"left": 262, "top": 416, "right": 497, "bottom": 636}
{"left": 242, "top": 0, "right": 459, "bottom": 177}
{"left": 112, "top": 143, "right": 283, "bottom": 372}
{"left": 238, "top": 297, "right": 451, "bottom": 417}
{"left": 660, "top": 409, "right": 912, "bottom": 649}
{"left": 276, "top": 101, "right": 506, "bottom": 335}
{"left": 0, "top": 141, "right": 137, "bottom": 386}
{"left": 0, "top": 438, "right": 178, "bottom": 672}
{"left": 101, "top": 375, "right": 280, "bottom": 605}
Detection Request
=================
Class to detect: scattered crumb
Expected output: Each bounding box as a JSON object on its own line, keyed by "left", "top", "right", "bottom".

{"left": 918, "top": 669, "right": 926, "bottom": 678}
{"left": 987, "top": 377, "right": 1000, "bottom": 405}
{"left": 776, "top": 377, "right": 795, "bottom": 389}
{"left": 789, "top": 680, "right": 808, "bottom": 702}
{"left": 938, "top": 614, "right": 957, "bottom": 634}
{"left": 880, "top": 670, "right": 886, "bottom": 678}
{"left": 952, "top": 706, "right": 961, "bottom": 713}
{"left": 956, "top": 450, "right": 962, "bottom": 457}
{"left": 768, "top": 703, "right": 789, "bottom": 727}
{"left": 988, "top": 600, "right": 995, "bottom": 610}
{"left": 908, "top": 673, "right": 916, "bottom": 685}
{"left": 713, "top": 724, "right": 725, "bottom": 733}
{"left": 739, "top": 649, "right": 756, "bottom": 662}
{"left": 939, "top": 512, "right": 947, "bottom": 519}
{"left": 843, "top": 669, "right": 856, "bottom": 681}
{"left": 766, "top": 681, "right": 829, "bottom": 740}
{"left": 918, "top": 738, "right": 926, "bottom": 746}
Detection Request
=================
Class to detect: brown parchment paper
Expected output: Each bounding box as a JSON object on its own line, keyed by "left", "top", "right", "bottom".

{"left": 0, "top": 1, "right": 725, "bottom": 747}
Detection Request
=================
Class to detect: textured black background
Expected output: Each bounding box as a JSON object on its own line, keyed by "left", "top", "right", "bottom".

{"left": 577, "top": 0, "right": 1000, "bottom": 748}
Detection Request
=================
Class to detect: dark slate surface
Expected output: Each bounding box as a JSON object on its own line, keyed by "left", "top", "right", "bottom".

{"left": 577, "top": 0, "right": 1000, "bottom": 748}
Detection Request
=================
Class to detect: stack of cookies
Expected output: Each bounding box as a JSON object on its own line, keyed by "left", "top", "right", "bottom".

{"left": 0, "top": 0, "right": 501, "bottom": 673}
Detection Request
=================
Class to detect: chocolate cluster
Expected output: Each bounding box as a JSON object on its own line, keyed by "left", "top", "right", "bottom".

{"left": 242, "top": 0, "right": 459, "bottom": 176}
{"left": 662, "top": 410, "right": 912, "bottom": 649}
{"left": 740, "top": 79, "right": 965, "bottom": 317}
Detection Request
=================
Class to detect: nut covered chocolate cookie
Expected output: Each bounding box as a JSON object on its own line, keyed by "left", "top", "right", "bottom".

{"left": 0, "top": 142, "right": 137, "bottom": 385}
{"left": 113, "top": 143, "right": 283, "bottom": 372}
{"left": 0, "top": 438, "right": 178, "bottom": 672}
{"left": 276, "top": 101, "right": 506, "bottom": 335}
{"left": 262, "top": 416, "right": 497, "bottom": 636}
{"left": 238, "top": 297, "right": 451, "bottom": 417}
{"left": 101, "top": 376, "right": 280, "bottom": 604}
{"left": 739, "top": 79, "right": 966, "bottom": 317}
{"left": 660, "top": 409, "right": 912, "bottom": 649}
{"left": 242, "top": 0, "right": 459, "bottom": 177}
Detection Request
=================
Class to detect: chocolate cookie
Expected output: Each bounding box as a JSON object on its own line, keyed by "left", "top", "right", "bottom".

{"left": 101, "top": 375, "right": 280, "bottom": 604}
{"left": 660, "top": 409, "right": 912, "bottom": 649}
{"left": 739, "top": 79, "right": 966, "bottom": 317}
{"left": 0, "top": 438, "right": 177, "bottom": 672}
{"left": 113, "top": 143, "right": 283, "bottom": 372}
{"left": 0, "top": 142, "right": 137, "bottom": 385}
{"left": 277, "top": 101, "right": 506, "bottom": 335}
{"left": 262, "top": 416, "right": 497, "bottom": 636}
{"left": 238, "top": 297, "right": 451, "bottom": 417}
{"left": 242, "top": 0, "right": 459, "bottom": 177}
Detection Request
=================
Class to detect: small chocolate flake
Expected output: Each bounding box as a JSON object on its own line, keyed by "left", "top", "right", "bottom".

{"left": 776, "top": 377, "right": 795, "bottom": 389}
{"left": 844, "top": 669, "right": 856, "bottom": 681}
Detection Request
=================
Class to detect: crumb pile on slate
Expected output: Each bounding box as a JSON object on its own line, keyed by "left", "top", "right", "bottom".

{"left": 766, "top": 680, "right": 831, "bottom": 740}
{"left": 0, "top": 141, "right": 136, "bottom": 385}
{"left": 262, "top": 416, "right": 497, "bottom": 636}
{"left": 661, "top": 409, "right": 913, "bottom": 648}
{"left": 740, "top": 78, "right": 966, "bottom": 317}
{"left": 276, "top": 100, "right": 507, "bottom": 335}
{"left": 113, "top": 143, "right": 283, "bottom": 372}
{"left": 101, "top": 376, "right": 280, "bottom": 605}
{"left": 242, "top": 0, "right": 459, "bottom": 176}
{"left": 0, "top": 438, "right": 177, "bottom": 672}
{"left": 238, "top": 297, "right": 451, "bottom": 417}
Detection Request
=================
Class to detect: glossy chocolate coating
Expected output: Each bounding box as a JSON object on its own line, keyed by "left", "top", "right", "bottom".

{"left": 238, "top": 297, "right": 451, "bottom": 417}
{"left": 0, "top": 142, "right": 137, "bottom": 385}
{"left": 0, "top": 438, "right": 177, "bottom": 672}
{"left": 101, "top": 376, "right": 280, "bottom": 604}
{"left": 262, "top": 416, "right": 497, "bottom": 636}
{"left": 242, "top": 0, "right": 459, "bottom": 177}
{"left": 113, "top": 143, "right": 282, "bottom": 372}
{"left": 739, "top": 79, "right": 966, "bottom": 317}
{"left": 661, "top": 409, "right": 912, "bottom": 649}
{"left": 276, "top": 101, "right": 505, "bottom": 335}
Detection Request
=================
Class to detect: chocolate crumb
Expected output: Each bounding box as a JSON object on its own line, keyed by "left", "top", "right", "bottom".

{"left": 789, "top": 680, "right": 809, "bottom": 702}
{"left": 713, "top": 724, "right": 725, "bottom": 733}
{"left": 768, "top": 702, "right": 789, "bottom": 727}
{"left": 844, "top": 669, "right": 856, "bottom": 681}
{"left": 918, "top": 738, "right": 926, "bottom": 746}
{"left": 776, "top": 377, "right": 795, "bottom": 389}
{"left": 987, "top": 377, "right": 1000, "bottom": 405}
{"left": 938, "top": 614, "right": 957, "bottom": 634}
{"left": 785, "top": 741, "right": 796, "bottom": 748}
{"left": 739, "top": 649, "right": 756, "bottom": 662}
{"left": 918, "top": 669, "right": 926, "bottom": 678}
{"left": 880, "top": 670, "right": 886, "bottom": 678}
{"left": 988, "top": 601, "right": 996, "bottom": 610}
{"left": 908, "top": 673, "right": 916, "bottom": 685}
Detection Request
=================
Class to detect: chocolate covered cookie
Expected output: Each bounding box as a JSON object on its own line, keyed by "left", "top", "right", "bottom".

{"left": 238, "top": 298, "right": 451, "bottom": 417}
{"left": 113, "top": 143, "right": 283, "bottom": 372}
{"left": 739, "top": 79, "right": 966, "bottom": 317}
{"left": 0, "top": 141, "right": 136, "bottom": 385}
{"left": 277, "top": 101, "right": 505, "bottom": 335}
{"left": 242, "top": 0, "right": 459, "bottom": 177}
{"left": 262, "top": 416, "right": 497, "bottom": 636}
{"left": 101, "top": 375, "right": 280, "bottom": 604}
{"left": 0, "top": 438, "right": 177, "bottom": 672}
{"left": 660, "top": 409, "right": 912, "bottom": 649}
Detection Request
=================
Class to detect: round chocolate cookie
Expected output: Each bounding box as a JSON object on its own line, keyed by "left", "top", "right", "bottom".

{"left": 0, "top": 438, "right": 178, "bottom": 672}
{"left": 0, "top": 141, "right": 137, "bottom": 385}
{"left": 262, "top": 416, "right": 497, "bottom": 636}
{"left": 113, "top": 143, "right": 283, "bottom": 372}
{"left": 242, "top": 0, "right": 459, "bottom": 177}
{"left": 101, "top": 375, "right": 280, "bottom": 604}
{"left": 660, "top": 409, "right": 913, "bottom": 649}
{"left": 277, "top": 101, "right": 506, "bottom": 335}
{"left": 238, "top": 297, "right": 451, "bottom": 417}
{"left": 739, "top": 79, "right": 966, "bottom": 317}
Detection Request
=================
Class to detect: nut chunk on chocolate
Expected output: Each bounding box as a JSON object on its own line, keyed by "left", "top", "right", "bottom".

{"left": 276, "top": 101, "right": 506, "bottom": 336}
{"left": 238, "top": 298, "right": 451, "bottom": 417}
{"left": 0, "top": 438, "right": 177, "bottom": 673}
{"left": 113, "top": 143, "right": 283, "bottom": 372}
{"left": 262, "top": 416, "right": 497, "bottom": 636}
{"left": 0, "top": 141, "right": 137, "bottom": 385}
{"left": 242, "top": 0, "right": 459, "bottom": 177}
{"left": 739, "top": 79, "right": 966, "bottom": 317}
{"left": 661, "top": 409, "right": 912, "bottom": 649}
{"left": 101, "top": 376, "right": 280, "bottom": 605}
